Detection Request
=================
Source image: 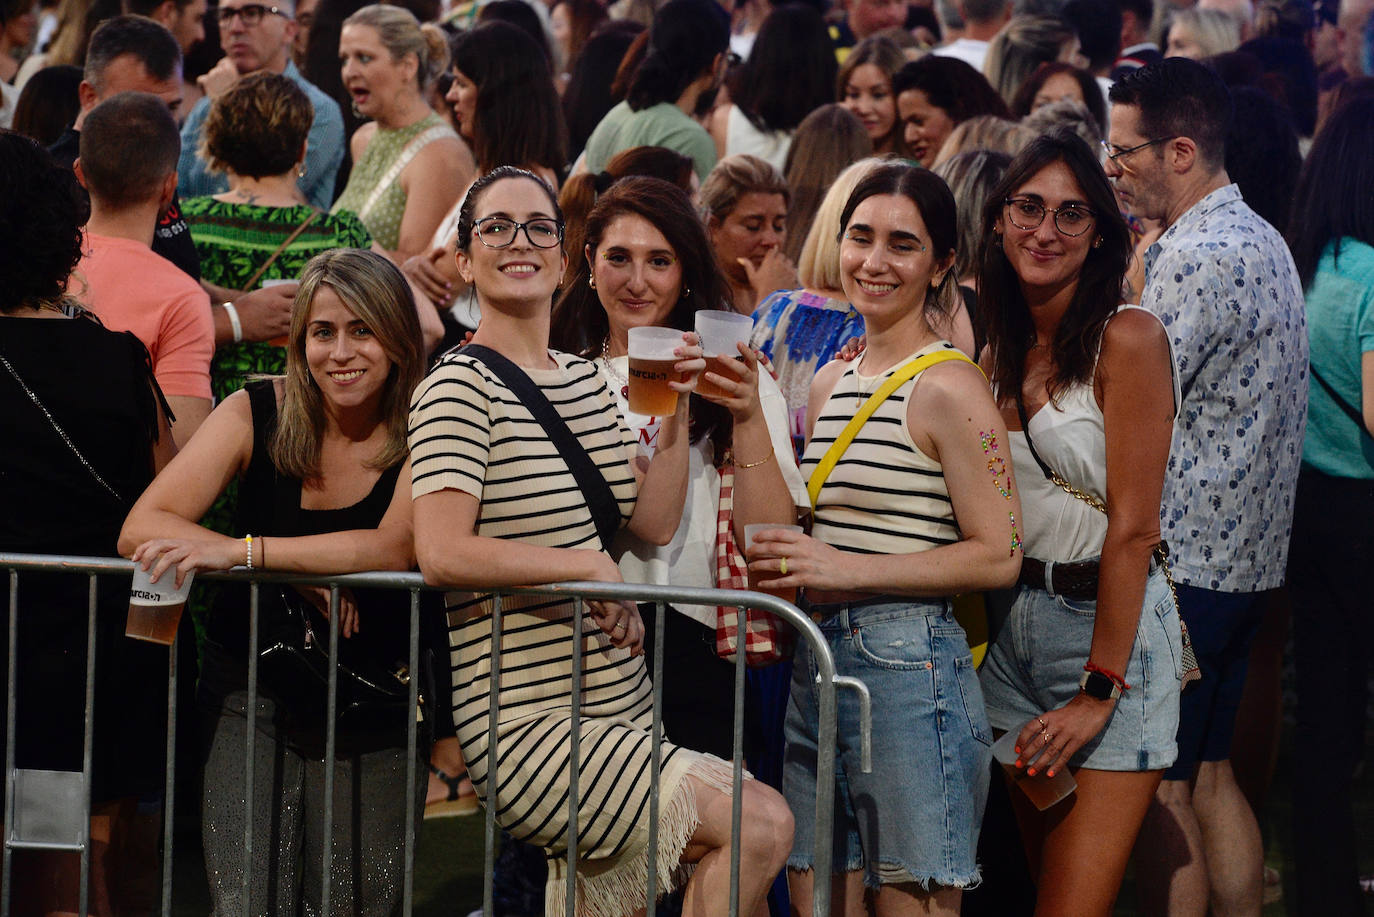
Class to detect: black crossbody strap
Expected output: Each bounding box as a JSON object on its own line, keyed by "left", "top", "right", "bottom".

{"left": 1310, "top": 364, "right": 1374, "bottom": 445}
{"left": 461, "top": 345, "right": 622, "bottom": 552}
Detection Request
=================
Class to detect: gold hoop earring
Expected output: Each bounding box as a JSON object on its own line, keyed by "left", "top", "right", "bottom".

{"left": 588, "top": 274, "right": 597, "bottom": 289}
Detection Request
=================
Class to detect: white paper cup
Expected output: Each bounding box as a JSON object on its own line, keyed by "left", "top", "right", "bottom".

{"left": 260, "top": 278, "right": 295, "bottom": 288}
{"left": 126, "top": 565, "right": 194, "bottom": 645}
{"left": 991, "top": 726, "right": 1077, "bottom": 811}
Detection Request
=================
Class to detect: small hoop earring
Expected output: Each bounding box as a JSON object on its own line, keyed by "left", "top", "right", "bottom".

{"left": 297, "top": 161, "right": 307, "bottom": 179}
{"left": 588, "top": 275, "right": 597, "bottom": 289}
{"left": 680, "top": 285, "right": 692, "bottom": 299}
{"left": 1092, "top": 237, "right": 1102, "bottom": 249}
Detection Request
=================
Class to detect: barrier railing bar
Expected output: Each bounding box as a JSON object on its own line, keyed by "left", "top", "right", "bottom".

{"left": 79, "top": 575, "right": 96, "bottom": 917}
{"left": 3, "top": 571, "right": 18, "bottom": 917}
{"left": 644, "top": 599, "right": 665, "bottom": 912}
{"left": 729, "top": 605, "right": 746, "bottom": 917}
{"left": 320, "top": 585, "right": 341, "bottom": 915}
{"left": 402, "top": 588, "right": 421, "bottom": 915}
{"left": 833, "top": 676, "right": 874, "bottom": 774}
{"left": 0, "top": 556, "right": 846, "bottom": 917}
{"left": 564, "top": 596, "right": 583, "bottom": 917}
{"left": 160, "top": 625, "right": 177, "bottom": 917}
{"left": 481, "top": 593, "right": 502, "bottom": 917}
{"left": 242, "top": 581, "right": 260, "bottom": 917}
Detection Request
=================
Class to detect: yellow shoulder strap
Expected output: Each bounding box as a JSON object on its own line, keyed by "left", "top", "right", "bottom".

{"left": 806, "top": 349, "right": 978, "bottom": 508}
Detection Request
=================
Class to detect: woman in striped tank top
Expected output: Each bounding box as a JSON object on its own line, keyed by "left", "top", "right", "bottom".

{"left": 748, "top": 163, "right": 1024, "bottom": 915}
{"left": 408, "top": 167, "right": 793, "bottom": 917}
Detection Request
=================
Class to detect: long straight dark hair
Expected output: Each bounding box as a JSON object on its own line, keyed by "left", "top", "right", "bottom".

{"left": 977, "top": 128, "right": 1131, "bottom": 402}
{"left": 1286, "top": 96, "right": 1374, "bottom": 290}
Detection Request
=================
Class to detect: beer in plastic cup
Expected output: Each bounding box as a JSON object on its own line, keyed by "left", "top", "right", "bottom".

{"left": 627, "top": 327, "right": 684, "bottom": 416}
{"left": 126, "top": 565, "right": 194, "bottom": 646}
{"left": 694, "top": 311, "right": 753, "bottom": 401}
{"left": 991, "top": 725, "right": 1077, "bottom": 811}
{"left": 743, "top": 523, "right": 803, "bottom": 603}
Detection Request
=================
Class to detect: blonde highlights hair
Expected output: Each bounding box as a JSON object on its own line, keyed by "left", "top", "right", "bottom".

{"left": 796, "top": 156, "right": 886, "bottom": 291}
{"left": 698, "top": 153, "right": 789, "bottom": 224}
{"left": 343, "top": 4, "right": 451, "bottom": 90}
{"left": 271, "top": 249, "right": 425, "bottom": 482}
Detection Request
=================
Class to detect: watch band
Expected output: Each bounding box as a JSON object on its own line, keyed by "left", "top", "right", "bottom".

{"left": 1079, "top": 668, "right": 1121, "bottom": 701}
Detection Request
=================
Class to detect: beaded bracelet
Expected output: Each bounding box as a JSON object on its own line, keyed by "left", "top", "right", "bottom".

{"left": 1084, "top": 661, "right": 1131, "bottom": 691}
{"left": 244, "top": 534, "right": 254, "bottom": 570}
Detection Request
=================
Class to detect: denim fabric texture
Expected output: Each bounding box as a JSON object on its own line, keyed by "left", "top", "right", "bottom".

{"left": 783, "top": 598, "right": 991, "bottom": 889}
{"left": 979, "top": 567, "right": 1182, "bottom": 771}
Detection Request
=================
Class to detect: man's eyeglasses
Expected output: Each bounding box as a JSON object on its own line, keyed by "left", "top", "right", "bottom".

{"left": 473, "top": 217, "right": 563, "bottom": 249}
{"left": 217, "top": 4, "right": 288, "bottom": 26}
{"left": 1004, "top": 198, "right": 1096, "bottom": 237}
{"left": 1100, "top": 136, "right": 1176, "bottom": 165}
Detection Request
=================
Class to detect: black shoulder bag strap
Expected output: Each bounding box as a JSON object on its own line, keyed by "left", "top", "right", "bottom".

{"left": 1310, "top": 364, "right": 1374, "bottom": 445}
{"left": 460, "top": 344, "right": 622, "bottom": 552}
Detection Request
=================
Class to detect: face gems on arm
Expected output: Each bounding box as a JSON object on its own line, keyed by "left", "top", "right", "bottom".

{"left": 981, "top": 430, "right": 1023, "bottom": 556}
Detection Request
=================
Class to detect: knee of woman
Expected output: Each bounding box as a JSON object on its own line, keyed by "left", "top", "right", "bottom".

{"left": 741, "top": 784, "right": 794, "bottom": 864}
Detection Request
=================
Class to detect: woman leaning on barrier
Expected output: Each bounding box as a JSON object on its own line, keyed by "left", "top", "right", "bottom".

{"left": 746, "top": 163, "right": 1022, "bottom": 916}
{"left": 408, "top": 166, "right": 794, "bottom": 917}
{"left": 119, "top": 249, "right": 428, "bottom": 915}
{"left": 0, "top": 131, "right": 177, "bottom": 917}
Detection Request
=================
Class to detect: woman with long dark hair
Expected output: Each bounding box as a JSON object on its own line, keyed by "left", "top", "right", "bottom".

{"left": 1283, "top": 96, "right": 1374, "bottom": 917}
{"left": 976, "top": 129, "right": 1183, "bottom": 916}
{"left": 707, "top": 3, "right": 837, "bottom": 172}
{"left": 551, "top": 176, "right": 806, "bottom": 759}
{"left": 410, "top": 166, "right": 792, "bottom": 916}
{"left": 751, "top": 162, "right": 1021, "bottom": 916}
{"left": 401, "top": 20, "right": 567, "bottom": 322}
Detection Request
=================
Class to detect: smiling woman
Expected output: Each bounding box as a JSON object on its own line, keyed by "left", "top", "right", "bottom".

{"left": 331, "top": 4, "right": 471, "bottom": 261}
{"left": 118, "top": 249, "right": 430, "bottom": 915}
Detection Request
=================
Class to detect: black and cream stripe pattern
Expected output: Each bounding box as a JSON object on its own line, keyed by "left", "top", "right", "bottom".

{"left": 801, "top": 341, "right": 962, "bottom": 555}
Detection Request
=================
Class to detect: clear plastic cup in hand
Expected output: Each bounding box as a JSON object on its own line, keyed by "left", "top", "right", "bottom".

{"left": 126, "top": 564, "right": 193, "bottom": 645}
{"left": 627, "top": 326, "right": 686, "bottom": 416}
{"left": 991, "top": 725, "right": 1077, "bottom": 811}
{"left": 694, "top": 310, "right": 754, "bottom": 401}
{"left": 743, "top": 523, "right": 803, "bottom": 602}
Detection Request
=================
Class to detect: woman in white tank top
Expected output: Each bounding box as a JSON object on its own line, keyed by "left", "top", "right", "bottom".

{"left": 750, "top": 163, "right": 1023, "bottom": 916}
{"left": 976, "top": 129, "right": 1183, "bottom": 916}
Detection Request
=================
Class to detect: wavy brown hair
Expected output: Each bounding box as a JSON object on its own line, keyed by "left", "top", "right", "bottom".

{"left": 976, "top": 128, "right": 1131, "bottom": 403}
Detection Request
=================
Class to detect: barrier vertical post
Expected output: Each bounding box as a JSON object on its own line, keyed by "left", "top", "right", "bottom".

{"left": 2, "top": 571, "right": 19, "bottom": 917}
{"left": 160, "top": 627, "right": 177, "bottom": 917}
{"left": 402, "top": 589, "right": 421, "bottom": 914}
{"left": 644, "top": 600, "right": 665, "bottom": 912}
{"left": 481, "top": 594, "right": 503, "bottom": 917}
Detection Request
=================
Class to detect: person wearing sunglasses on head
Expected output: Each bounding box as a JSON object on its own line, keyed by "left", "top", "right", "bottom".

{"left": 177, "top": 0, "right": 344, "bottom": 209}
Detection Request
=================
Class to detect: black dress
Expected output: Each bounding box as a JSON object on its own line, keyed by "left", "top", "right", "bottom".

{"left": 0, "top": 314, "right": 168, "bottom": 803}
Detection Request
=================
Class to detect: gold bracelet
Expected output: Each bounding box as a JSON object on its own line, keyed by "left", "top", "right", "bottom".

{"left": 735, "top": 447, "right": 775, "bottom": 469}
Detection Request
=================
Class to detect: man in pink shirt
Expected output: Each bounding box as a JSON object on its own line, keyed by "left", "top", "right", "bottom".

{"left": 74, "top": 91, "right": 213, "bottom": 447}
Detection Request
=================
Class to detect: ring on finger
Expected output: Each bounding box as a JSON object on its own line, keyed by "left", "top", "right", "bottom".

{"left": 1043, "top": 732, "right": 1054, "bottom": 743}
{"left": 1037, "top": 716, "right": 1047, "bottom": 730}
{"left": 779, "top": 557, "right": 789, "bottom": 576}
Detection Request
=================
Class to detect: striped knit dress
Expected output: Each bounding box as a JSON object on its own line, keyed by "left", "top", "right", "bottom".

{"left": 408, "top": 349, "right": 736, "bottom": 916}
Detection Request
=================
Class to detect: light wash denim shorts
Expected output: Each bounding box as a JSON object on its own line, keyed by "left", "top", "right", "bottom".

{"left": 979, "top": 565, "right": 1183, "bottom": 771}
{"left": 783, "top": 598, "right": 991, "bottom": 889}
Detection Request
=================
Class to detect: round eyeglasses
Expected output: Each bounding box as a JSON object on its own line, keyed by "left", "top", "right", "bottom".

{"left": 1003, "top": 198, "right": 1096, "bottom": 237}
{"left": 216, "top": 3, "right": 287, "bottom": 25}
{"left": 473, "top": 217, "right": 563, "bottom": 249}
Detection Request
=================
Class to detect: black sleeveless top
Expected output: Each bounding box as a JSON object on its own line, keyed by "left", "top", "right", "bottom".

{"left": 206, "top": 380, "right": 409, "bottom": 667}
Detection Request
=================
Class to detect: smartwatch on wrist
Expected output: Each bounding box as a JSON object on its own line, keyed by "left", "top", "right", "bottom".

{"left": 1079, "top": 668, "right": 1121, "bottom": 701}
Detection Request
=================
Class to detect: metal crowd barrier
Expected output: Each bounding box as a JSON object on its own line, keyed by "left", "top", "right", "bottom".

{"left": 0, "top": 553, "right": 871, "bottom": 917}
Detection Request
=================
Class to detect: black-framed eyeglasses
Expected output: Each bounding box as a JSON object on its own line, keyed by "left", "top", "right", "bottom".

{"left": 473, "top": 216, "right": 563, "bottom": 249}
{"left": 1004, "top": 197, "right": 1096, "bottom": 237}
{"left": 217, "top": 3, "right": 288, "bottom": 25}
{"left": 1100, "top": 136, "right": 1176, "bottom": 165}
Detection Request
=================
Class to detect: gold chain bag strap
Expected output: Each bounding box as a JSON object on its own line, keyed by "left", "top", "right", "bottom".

{"left": 1013, "top": 394, "right": 1200, "bottom": 688}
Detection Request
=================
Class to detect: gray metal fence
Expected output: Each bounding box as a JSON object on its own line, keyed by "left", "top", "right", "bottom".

{"left": 0, "top": 553, "right": 870, "bottom": 917}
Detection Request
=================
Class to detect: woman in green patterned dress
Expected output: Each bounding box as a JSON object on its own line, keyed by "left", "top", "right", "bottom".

{"left": 331, "top": 4, "right": 473, "bottom": 263}
{"left": 184, "top": 71, "right": 375, "bottom": 405}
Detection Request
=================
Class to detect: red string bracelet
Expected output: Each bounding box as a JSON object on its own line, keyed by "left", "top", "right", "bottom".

{"left": 1084, "top": 661, "right": 1132, "bottom": 691}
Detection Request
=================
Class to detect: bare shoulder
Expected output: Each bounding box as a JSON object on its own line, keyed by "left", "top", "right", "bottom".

{"left": 810, "top": 358, "right": 849, "bottom": 403}
{"left": 915, "top": 355, "right": 994, "bottom": 407}
{"left": 350, "top": 121, "right": 378, "bottom": 159}
{"left": 1100, "top": 307, "right": 1170, "bottom": 365}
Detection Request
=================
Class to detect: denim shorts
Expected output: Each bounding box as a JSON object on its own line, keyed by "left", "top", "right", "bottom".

{"left": 783, "top": 598, "right": 992, "bottom": 889}
{"left": 979, "top": 565, "right": 1182, "bottom": 771}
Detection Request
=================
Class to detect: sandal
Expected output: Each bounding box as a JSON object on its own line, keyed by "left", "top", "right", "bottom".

{"left": 426, "top": 765, "right": 480, "bottom": 819}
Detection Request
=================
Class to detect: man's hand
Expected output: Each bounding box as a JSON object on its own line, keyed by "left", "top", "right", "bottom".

{"left": 220, "top": 284, "right": 296, "bottom": 346}
{"left": 197, "top": 57, "right": 241, "bottom": 101}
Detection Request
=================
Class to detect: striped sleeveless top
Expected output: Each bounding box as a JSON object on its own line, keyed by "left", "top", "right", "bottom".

{"left": 801, "top": 340, "right": 961, "bottom": 555}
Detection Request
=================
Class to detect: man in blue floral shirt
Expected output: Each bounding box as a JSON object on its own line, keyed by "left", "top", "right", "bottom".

{"left": 1105, "top": 59, "right": 1307, "bottom": 916}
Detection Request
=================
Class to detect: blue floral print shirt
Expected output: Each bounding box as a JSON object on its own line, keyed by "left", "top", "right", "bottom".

{"left": 1142, "top": 184, "right": 1308, "bottom": 593}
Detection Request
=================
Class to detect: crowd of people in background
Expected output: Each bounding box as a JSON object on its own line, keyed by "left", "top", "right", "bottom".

{"left": 1, "top": 0, "right": 1372, "bottom": 912}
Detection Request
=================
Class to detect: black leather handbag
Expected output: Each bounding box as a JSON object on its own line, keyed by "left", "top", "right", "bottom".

{"left": 257, "top": 585, "right": 421, "bottom": 758}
